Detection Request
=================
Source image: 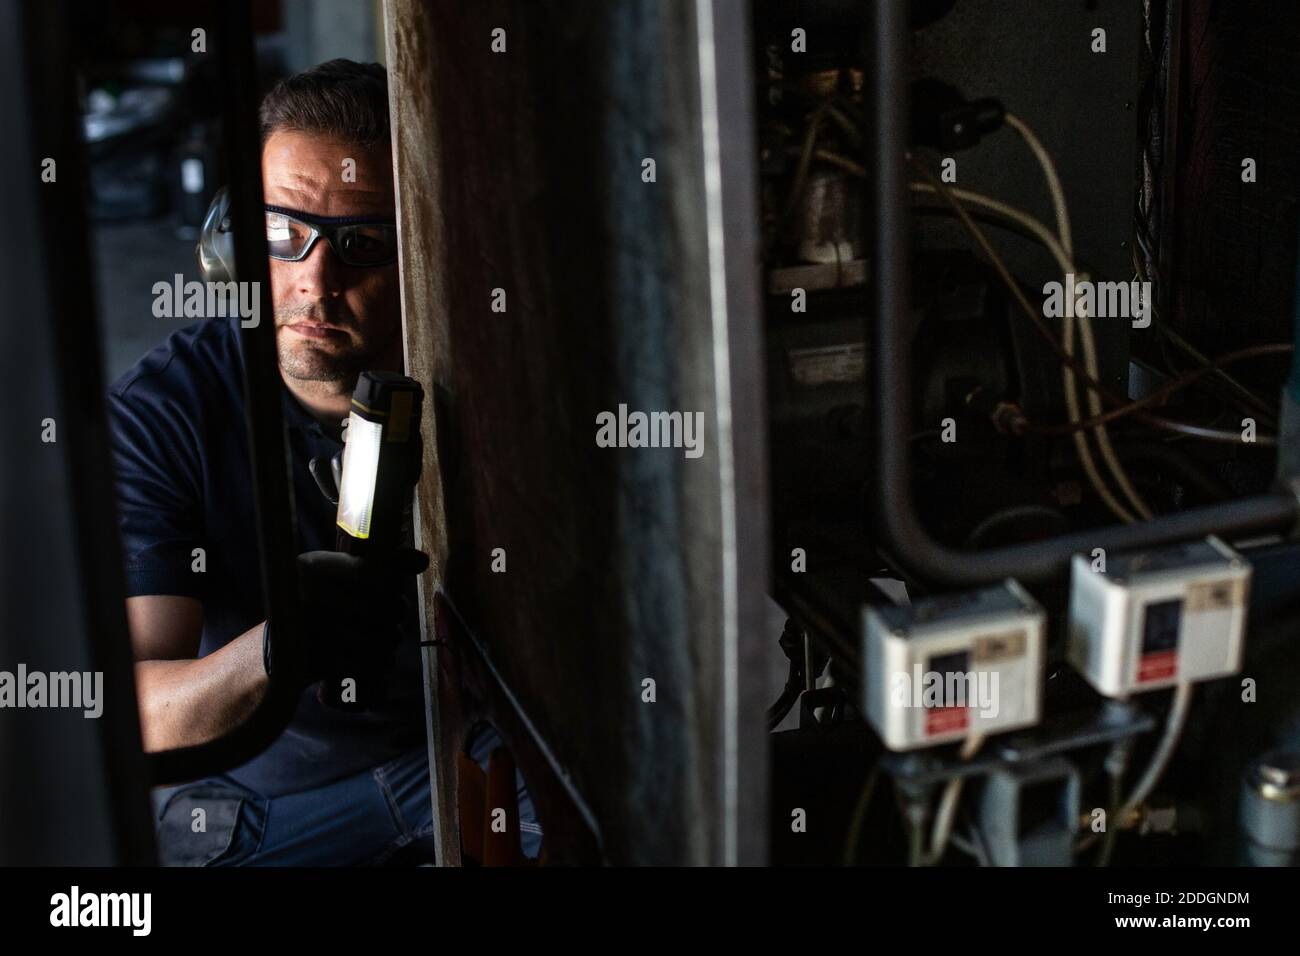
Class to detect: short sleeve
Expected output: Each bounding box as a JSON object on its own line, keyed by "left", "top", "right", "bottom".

{"left": 107, "top": 385, "right": 206, "bottom": 599}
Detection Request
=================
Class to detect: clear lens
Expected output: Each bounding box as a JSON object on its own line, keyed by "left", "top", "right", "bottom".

{"left": 264, "top": 209, "right": 396, "bottom": 265}
{"left": 265, "top": 211, "right": 315, "bottom": 260}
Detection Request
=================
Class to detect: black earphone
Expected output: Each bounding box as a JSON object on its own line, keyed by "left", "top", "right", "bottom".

{"left": 196, "top": 185, "right": 236, "bottom": 283}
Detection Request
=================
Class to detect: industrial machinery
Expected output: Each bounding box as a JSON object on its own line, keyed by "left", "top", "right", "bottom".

{"left": 763, "top": 0, "right": 1300, "bottom": 867}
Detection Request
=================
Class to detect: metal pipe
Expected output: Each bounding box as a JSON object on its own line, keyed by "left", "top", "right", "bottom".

{"left": 865, "top": 0, "right": 1297, "bottom": 587}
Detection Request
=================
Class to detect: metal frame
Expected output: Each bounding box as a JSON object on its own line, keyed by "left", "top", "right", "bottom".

{"left": 4, "top": 0, "right": 156, "bottom": 865}
{"left": 22, "top": 0, "right": 308, "bottom": 788}
{"left": 147, "top": 0, "right": 306, "bottom": 785}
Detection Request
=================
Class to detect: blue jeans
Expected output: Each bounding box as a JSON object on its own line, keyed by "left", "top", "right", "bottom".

{"left": 152, "top": 728, "right": 541, "bottom": 866}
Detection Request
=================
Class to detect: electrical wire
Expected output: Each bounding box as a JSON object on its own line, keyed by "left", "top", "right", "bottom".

{"left": 819, "top": 115, "right": 1280, "bottom": 455}
{"left": 1076, "top": 739, "right": 1131, "bottom": 857}
{"left": 842, "top": 763, "right": 881, "bottom": 866}
{"left": 910, "top": 179, "right": 1118, "bottom": 409}
{"left": 908, "top": 179, "right": 1115, "bottom": 397}
{"left": 1132, "top": 241, "right": 1279, "bottom": 425}
{"left": 906, "top": 170, "right": 1291, "bottom": 448}
{"left": 949, "top": 801, "right": 993, "bottom": 866}
{"left": 1082, "top": 293, "right": 1157, "bottom": 516}
{"left": 1077, "top": 684, "right": 1194, "bottom": 864}
{"left": 1146, "top": 418, "right": 1278, "bottom": 447}
{"left": 910, "top": 181, "right": 1070, "bottom": 268}
{"left": 813, "top": 147, "right": 866, "bottom": 178}
{"left": 1005, "top": 111, "right": 1154, "bottom": 522}
{"left": 767, "top": 104, "right": 831, "bottom": 259}
{"left": 1004, "top": 113, "right": 1073, "bottom": 260}
{"left": 1119, "top": 682, "right": 1194, "bottom": 817}
{"left": 1064, "top": 281, "right": 1142, "bottom": 521}
{"left": 908, "top": 166, "right": 1142, "bottom": 521}
{"left": 854, "top": 155, "right": 1286, "bottom": 445}
{"left": 1004, "top": 112, "right": 1138, "bottom": 516}
{"left": 781, "top": 104, "right": 830, "bottom": 226}
{"left": 1159, "top": 322, "right": 1279, "bottom": 425}
{"left": 933, "top": 119, "right": 1258, "bottom": 512}
{"left": 822, "top": 103, "right": 865, "bottom": 150}
{"left": 1094, "top": 748, "right": 1127, "bottom": 867}
{"left": 1029, "top": 343, "right": 1293, "bottom": 434}
{"left": 910, "top": 182, "right": 1293, "bottom": 421}
{"left": 922, "top": 732, "right": 984, "bottom": 865}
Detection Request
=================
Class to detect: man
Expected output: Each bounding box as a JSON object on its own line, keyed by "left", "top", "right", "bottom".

{"left": 110, "top": 59, "right": 539, "bottom": 865}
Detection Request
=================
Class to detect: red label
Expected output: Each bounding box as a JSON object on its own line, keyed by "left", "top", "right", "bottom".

{"left": 1138, "top": 649, "right": 1178, "bottom": 683}
{"left": 926, "top": 706, "right": 969, "bottom": 736}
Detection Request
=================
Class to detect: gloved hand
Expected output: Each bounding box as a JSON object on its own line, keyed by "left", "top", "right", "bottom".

{"left": 262, "top": 548, "right": 429, "bottom": 690}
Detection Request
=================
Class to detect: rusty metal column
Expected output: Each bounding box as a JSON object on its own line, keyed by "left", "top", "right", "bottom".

{"left": 382, "top": 0, "right": 768, "bottom": 865}
{"left": 383, "top": 0, "right": 457, "bottom": 864}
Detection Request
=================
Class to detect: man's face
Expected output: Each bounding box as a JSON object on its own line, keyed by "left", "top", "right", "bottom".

{"left": 262, "top": 130, "right": 401, "bottom": 385}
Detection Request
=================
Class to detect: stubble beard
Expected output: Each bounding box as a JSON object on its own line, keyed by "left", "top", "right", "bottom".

{"left": 277, "top": 336, "right": 371, "bottom": 384}
{"left": 275, "top": 305, "right": 395, "bottom": 384}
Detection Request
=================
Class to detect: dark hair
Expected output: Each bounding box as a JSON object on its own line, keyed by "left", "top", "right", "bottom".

{"left": 259, "top": 59, "right": 390, "bottom": 150}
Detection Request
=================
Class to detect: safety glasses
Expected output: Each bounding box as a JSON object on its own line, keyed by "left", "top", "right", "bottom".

{"left": 264, "top": 205, "right": 399, "bottom": 267}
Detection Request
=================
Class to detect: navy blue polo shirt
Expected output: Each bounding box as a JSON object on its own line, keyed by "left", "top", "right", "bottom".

{"left": 108, "top": 317, "right": 426, "bottom": 797}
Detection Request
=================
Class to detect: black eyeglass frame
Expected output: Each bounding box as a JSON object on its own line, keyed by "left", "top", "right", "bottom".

{"left": 263, "top": 204, "right": 399, "bottom": 267}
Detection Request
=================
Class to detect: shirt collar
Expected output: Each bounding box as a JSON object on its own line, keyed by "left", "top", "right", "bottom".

{"left": 229, "top": 318, "right": 343, "bottom": 440}
{"left": 279, "top": 384, "right": 345, "bottom": 443}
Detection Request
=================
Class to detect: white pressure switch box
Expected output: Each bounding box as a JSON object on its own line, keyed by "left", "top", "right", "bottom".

{"left": 1067, "top": 536, "right": 1250, "bottom": 698}
{"left": 863, "top": 581, "right": 1045, "bottom": 752}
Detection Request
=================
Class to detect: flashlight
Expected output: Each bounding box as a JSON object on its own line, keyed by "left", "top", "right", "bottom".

{"left": 336, "top": 371, "right": 424, "bottom": 553}
{"left": 320, "top": 371, "right": 424, "bottom": 711}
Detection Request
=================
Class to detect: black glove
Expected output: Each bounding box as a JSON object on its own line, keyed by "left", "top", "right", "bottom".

{"left": 263, "top": 548, "right": 429, "bottom": 691}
